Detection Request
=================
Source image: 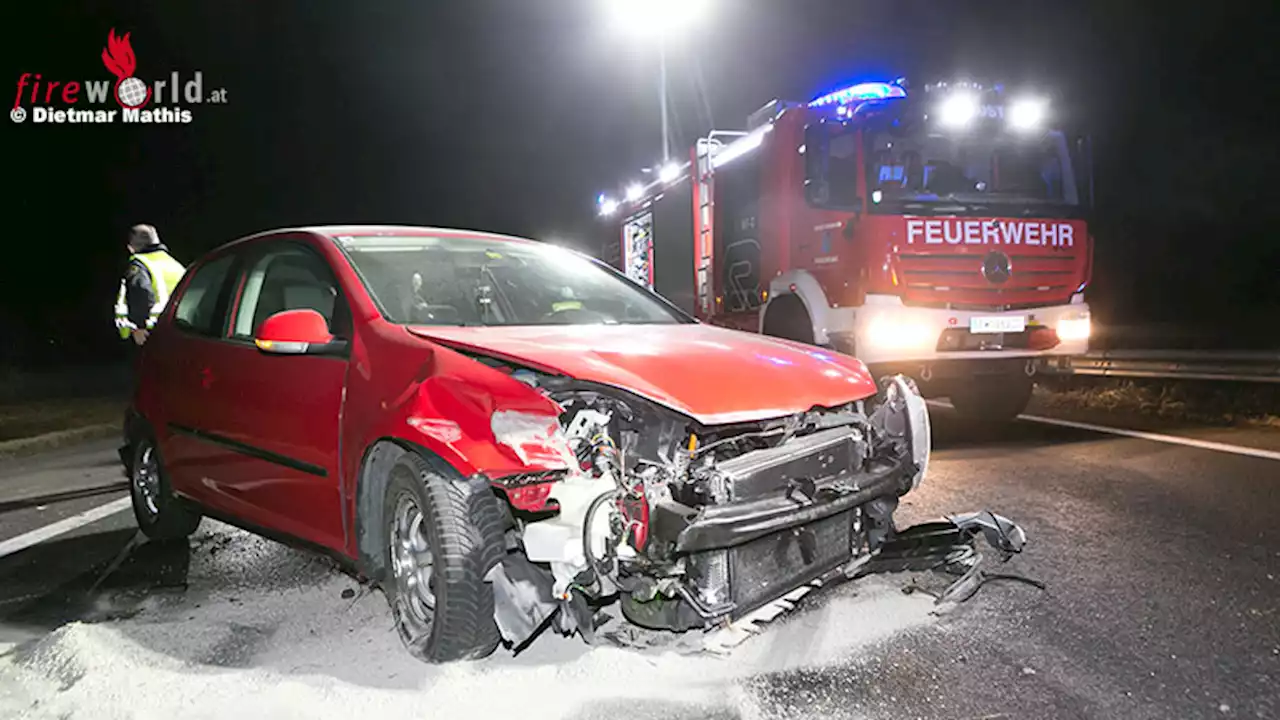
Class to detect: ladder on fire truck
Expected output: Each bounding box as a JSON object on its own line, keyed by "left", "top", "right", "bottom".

{"left": 693, "top": 138, "right": 716, "bottom": 318}
{"left": 692, "top": 130, "right": 750, "bottom": 318}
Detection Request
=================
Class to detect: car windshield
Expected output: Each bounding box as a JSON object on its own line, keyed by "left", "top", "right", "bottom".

{"left": 337, "top": 235, "right": 688, "bottom": 326}
{"left": 866, "top": 128, "right": 1078, "bottom": 209}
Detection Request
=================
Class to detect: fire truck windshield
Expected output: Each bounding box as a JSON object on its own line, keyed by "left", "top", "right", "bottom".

{"left": 865, "top": 129, "right": 1078, "bottom": 212}
{"left": 339, "top": 235, "right": 689, "bottom": 327}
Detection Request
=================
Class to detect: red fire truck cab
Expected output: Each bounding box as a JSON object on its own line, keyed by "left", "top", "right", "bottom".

{"left": 598, "top": 79, "right": 1093, "bottom": 422}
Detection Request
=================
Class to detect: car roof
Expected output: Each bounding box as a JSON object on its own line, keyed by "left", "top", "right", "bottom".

{"left": 206, "top": 226, "right": 544, "bottom": 258}
{"left": 252, "top": 225, "right": 538, "bottom": 246}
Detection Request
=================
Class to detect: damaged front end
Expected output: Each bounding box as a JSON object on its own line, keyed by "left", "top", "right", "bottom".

{"left": 485, "top": 371, "right": 959, "bottom": 650}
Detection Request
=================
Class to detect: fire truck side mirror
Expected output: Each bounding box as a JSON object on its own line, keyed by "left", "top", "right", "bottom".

{"left": 843, "top": 216, "right": 859, "bottom": 239}
{"left": 1076, "top": 136, "right": 1095, "bottom": 209}
{"left": 805, "top": 178, "right": 831, "bottom": 207}
{"left": 803, "top": 123, "right": 831, "bottom": 195}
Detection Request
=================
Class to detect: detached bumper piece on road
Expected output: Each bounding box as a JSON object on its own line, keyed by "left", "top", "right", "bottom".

{"left": 861, "top": 511, "right": 1040, "bottom": 604}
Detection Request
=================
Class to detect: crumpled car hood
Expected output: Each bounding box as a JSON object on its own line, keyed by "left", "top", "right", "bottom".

{"left": 406, "top": 323, "right": 878, "bottom": 425}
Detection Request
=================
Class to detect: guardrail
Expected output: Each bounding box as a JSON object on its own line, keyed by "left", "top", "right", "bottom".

{"left": 1042, "top": 350, "right": 1280, "bottom": 384}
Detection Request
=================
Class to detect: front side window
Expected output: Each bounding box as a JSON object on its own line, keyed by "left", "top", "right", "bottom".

{"left": 337, "top": 235, "right": 689, "bottom": 327}
{"left": 231, "top": 244, "right": 349, "bottom": 340}
{"left": 825, "top": 126, "right": 861, "bottom": 208}
{"left": 804, "top": 122, "right": 861, "bottom": 210}
{"left": 172, "top": 254, "right": 236, "bottom": 337}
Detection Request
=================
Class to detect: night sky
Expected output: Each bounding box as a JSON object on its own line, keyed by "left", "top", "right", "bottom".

{"left": 6, "top": 1, "right": 1278, "bottom": 367}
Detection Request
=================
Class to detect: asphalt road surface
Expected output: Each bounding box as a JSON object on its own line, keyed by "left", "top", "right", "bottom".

{"left": 1, "top": 410, "right": 1277, "bottom": 719}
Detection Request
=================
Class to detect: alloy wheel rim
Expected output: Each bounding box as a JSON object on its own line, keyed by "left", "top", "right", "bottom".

{"left": 134, "top": 444, "right": 161, "bottom": 516}
{"left": 390, "top": 494, "right": 436, "bottom": 628}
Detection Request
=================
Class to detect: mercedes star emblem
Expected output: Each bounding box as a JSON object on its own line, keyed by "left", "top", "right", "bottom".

{"left": 981, "top": 251, "right": 1012, "bottom": 284}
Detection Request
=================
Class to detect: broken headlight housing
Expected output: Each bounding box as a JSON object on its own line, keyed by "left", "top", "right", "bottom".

{"left": 876, "top": 375, "right": 931, "bottom": 490}
{"left": 490, "top": 410, "right": 577, "bottom": 469}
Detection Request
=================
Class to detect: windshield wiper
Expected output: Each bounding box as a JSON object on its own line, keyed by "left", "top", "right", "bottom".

{"left": 902, "top": 200, "right": 985, "bottom": 214}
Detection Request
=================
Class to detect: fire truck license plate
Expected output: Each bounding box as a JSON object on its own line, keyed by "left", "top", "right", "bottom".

{"left": 970, "top": 316, "right": 1026, "bottom": 334}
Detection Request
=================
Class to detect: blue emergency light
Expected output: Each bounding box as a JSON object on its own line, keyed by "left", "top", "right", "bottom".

{"left": 808, "top": 81, "right": 906, "bottom": 108}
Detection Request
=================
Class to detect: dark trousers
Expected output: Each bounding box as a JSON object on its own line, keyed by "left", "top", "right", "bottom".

{"left": 125, "top": 339, "right": 143, "bottom": 397}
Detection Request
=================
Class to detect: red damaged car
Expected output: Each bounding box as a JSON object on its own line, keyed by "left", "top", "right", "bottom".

{"left": 121, "top": 226, "right": 933, "bottom": 662}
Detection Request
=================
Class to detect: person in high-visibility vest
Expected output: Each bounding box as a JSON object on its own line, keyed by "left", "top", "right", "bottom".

{"left": 115, "top": 224, "right": 186, "bottom": 345}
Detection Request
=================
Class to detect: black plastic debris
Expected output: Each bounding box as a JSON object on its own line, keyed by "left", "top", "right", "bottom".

{"left": 859, "top": 510, "right": 1043, "bottom": 605}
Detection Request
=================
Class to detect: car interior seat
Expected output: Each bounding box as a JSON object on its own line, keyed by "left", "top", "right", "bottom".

{"left": 252, "top": 257, "right": 335, "bottom": 334}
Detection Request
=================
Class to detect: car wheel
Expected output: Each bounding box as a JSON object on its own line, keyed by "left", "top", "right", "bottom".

{"left": 130, "top": 434, "right": 202, "bottom": 540}
{"left": 949, "top": 375, "right": 1033, "bottom": 424}
{"left": 382, "top": 452, "right": 506, "bottom": 663}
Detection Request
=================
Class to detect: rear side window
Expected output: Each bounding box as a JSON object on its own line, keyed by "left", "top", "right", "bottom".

{"left": 173, "top": 254, "right": 235, "bottom": 336}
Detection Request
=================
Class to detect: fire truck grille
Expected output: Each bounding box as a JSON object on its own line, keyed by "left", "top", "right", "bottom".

{"left": 896, "top": 251, "right": 1083, "bottom": 310}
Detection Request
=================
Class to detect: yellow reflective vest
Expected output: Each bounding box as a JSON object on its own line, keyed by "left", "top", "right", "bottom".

{"left": 114, "top": 249, "right": 187, "bottom": 339}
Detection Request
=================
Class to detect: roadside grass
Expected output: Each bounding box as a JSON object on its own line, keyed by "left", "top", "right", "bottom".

{"left": 0, "top": 364, "right": 128, "bottom": 455}
{"left": 1035, "top": 377, "right": 1280, "bottom": 429}
{"left": 0, "top": 398, "right": 124, "bottom": 443}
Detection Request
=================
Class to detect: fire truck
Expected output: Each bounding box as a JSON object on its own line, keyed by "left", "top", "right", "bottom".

{"left": 597, "top": 79, "right": 1093, "bottom": 422}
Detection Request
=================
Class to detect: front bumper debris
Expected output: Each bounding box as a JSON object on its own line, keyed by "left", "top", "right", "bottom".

{"left": 665, "top": 457, "right": 910, "bottom": 554}
{"left": 684, "top": 509, "right": 1038, "bottom": 654}
{"left": 863, "top": 510, "right": 1042, "bottom": 605}
{"left": 629, "top": 453, "right": 914, "bottom": 631}
{"left": 492, "top": 374, "right": 1030, "bottom": 656}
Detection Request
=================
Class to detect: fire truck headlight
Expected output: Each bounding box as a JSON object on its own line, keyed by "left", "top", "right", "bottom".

{"left": 1009, "top": 97, "right": 1048, "bottom": 131}
{"left": 938, "top": 92, "right": 978, "bottom": 129}
{"left": 625, "top": 183, "right": 644, "bottom": 202}
{"left": 598, "top": 197, "right": 619, "bottom": 216}
{"left": 866, "top": 316, "right": 936, "bottom": 351}
{"left": 1056, "top": 313, "right": 1091, "bottom": 342}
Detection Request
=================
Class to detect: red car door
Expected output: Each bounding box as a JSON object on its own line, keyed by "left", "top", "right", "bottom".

{"left": 149, "top": 251, "right": 242, "bottom": 505}
{"left": 198, "top": 238, "right": 351, "bottom": 552}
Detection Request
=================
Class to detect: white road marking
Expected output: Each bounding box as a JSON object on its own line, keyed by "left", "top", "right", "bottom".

{"left": 0, "top": 496, "right": 132, "bottom": 559}
{"left": 926, "top": 400, "right": 1280, "bottom": 462}
{"left": 1016, "top": 414, "right": 1280, "bottom": 462}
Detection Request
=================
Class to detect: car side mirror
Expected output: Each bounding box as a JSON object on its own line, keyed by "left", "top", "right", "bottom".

{"left": 254, "top": 309, "right": 344, "bottom": 355}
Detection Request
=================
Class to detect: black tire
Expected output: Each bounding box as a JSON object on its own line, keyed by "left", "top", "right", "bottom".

{"left": 950, "top": 375, "right": 1034, "bottom": 423}
{"left": 762, "top": 295, "right": 815, "bottom": 345}
{"left": 129, "top": 433, "right": 202, "bottom": 540}
{"left": 382, "top": 452, "right": 506, "bottom": 663}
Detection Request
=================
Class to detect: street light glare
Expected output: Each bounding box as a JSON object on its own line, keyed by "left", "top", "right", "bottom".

{"left": 609, "top": 0, "right": 710, "bottom": 35}
{"left": 625, "top": 183, "right": 645, "bottom": 201}
{"left": 659, "top": 162, "right": 681, "bottom": 183}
